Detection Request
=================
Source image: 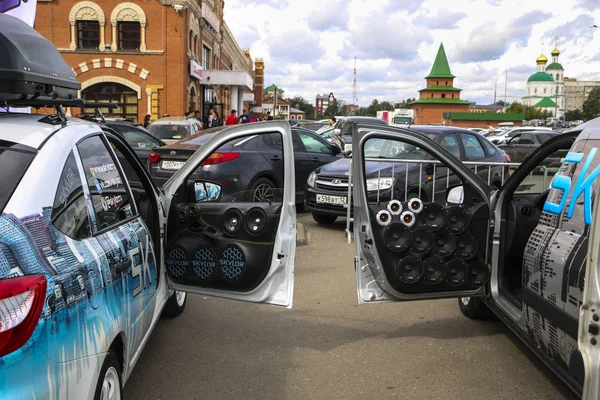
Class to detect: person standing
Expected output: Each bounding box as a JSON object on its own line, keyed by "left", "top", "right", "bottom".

{"left": 249, "top": 111, "right": 258, "bottom": 123}
{"left": 266, "top": 111, "right": 274, "bottom": 121}
{"left": 225, "top": 109, "right": 239, "bottom": 125}
{"left": 239, "top": 109, "right": 250, "bottom": 124}
{"left": 143, "top": 114, "right": 151, "bottom": 128}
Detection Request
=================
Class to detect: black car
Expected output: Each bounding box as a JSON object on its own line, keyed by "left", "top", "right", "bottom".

{"left": 104, "top": 121, "right": 166, "bottom": 162}
{"left": 305, "top": 125, "right": 508, "bottom": 224}
{"left": 148, "top": 125, "right": 343, "bottom": 204}
{"left": 498, "top": 130, "right": 563, "bottom": 163}
{"left": 330, "top": 116, "right": 388, "bottom": 152}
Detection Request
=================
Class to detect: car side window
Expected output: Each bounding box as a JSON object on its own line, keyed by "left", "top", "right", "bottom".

{"left": 520, "top": 133, "right": 534, "bottom": 145}
{"left": 460, "top": 133, "right": 486, "bottom": 160}
{"left": 439, "top": 134, "right": 461, "bottom": 159}
{"left": 120, "top": 127, "right": 162, "bottom": 150}
{"left": 77, "top": 135, "right": 136, "bottom": 233}
{"left": 51, "top": 151, "right": 92, "bottom": 240}
{"left": 507, "top": 134, "right": 521, "bottom": 144}
{"left": 481, "top": 138, "right": 498, "bottom": 156}
{"left": 297, "top": 131, "right": 331, "bottom": 154}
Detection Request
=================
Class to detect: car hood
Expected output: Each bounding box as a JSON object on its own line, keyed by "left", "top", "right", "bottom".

{"left": 316, "top": 157, "right": 412, "bottom": 177}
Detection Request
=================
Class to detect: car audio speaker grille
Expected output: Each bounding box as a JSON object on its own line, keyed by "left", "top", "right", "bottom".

{"left": 245, "top": 207, "right": 268, "bottom": 235}
{"left": 446, "top": 259, "right": 468, "bottom": 286}
{"left": 410, "top": 226, "right": 433, "bottom": 254}
{"left": 400, "top": 211, "right": 416, "bottom": 227}
{"left": 455, "top": 232, "right": 477, "bottom": 259}
{"left": 166, "top": 246, "right": 188, "bottom": 278}
{"left": 446, "top": 206, "right": 469, "bottom": 234}
{"left": 376, "top": 210, "right": 392, "bottom": 226}
{"left": 423, "top": 256, "right": 446, "bottom": 284}
{"left": 433, "top": 229, "right": 456, "bottom": 257}
{"left": 192, "top": 247, "right": 217, "bottom": 279}
{"left": 219, "top": 244, "right": 246, "bottom": 281}
{"left": 387, "top": 200, "right": 403, "bottom": 215}
{"left": 468, "top": 260, "right": 489, "bottom": 285}
{"left": 421, "top": 203, "right": 446, "bottom": 231}
{"left": 384, "top": 224, "right": 411, "bottom": 252}
{"left": 408, "top": 198, "right": 423, "bottom": 214}
{"left": 224, "top": 208, "right": 244, "bottom": 235}
{"left": 395, "top": 255, "right": 423, "bottom": 284}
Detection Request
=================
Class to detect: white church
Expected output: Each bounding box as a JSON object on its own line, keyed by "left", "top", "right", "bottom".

{"left": 521, "top": 43, "right": 565, "bottom": 118}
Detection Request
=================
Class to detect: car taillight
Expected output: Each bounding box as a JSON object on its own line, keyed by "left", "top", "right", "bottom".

{"left": 504, "top": 153, "right": 511, "bottom": 163}
{"left": 201, "top": 152, "right": 240, "bottom": 166}
{"left": 148, "top": 151, "right": 160, "bottom": 164}
{"left": 0, "top": 275, "right": 47, "bottom": 357}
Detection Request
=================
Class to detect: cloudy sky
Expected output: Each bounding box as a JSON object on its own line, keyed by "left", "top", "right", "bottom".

{"left": 223, "top": 0, "right": 600, "bottom": 107}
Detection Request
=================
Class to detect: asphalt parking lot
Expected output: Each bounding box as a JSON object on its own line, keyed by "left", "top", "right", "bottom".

{"left": 125, "top": 211, "right": 576, "bottom": 400}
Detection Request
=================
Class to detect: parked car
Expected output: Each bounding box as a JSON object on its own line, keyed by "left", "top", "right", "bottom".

{"left": 330, "top": 116, "right": 388, "bottom": 152}
{"left": 104, "top": 121, "right": 166, "bottom": 162}
{"left": 487, "top": 126, "right": 553, "bottom": 145}
{"left": 295, "top": 120, "right": 329, "bottom": 132}
{"left": 148, "top": 125, "right": 343, "bottom": 204}
{"left": 498, "top": 130, "right": 564, "bottom": 163}
{"left": 0, "top": 16, "right": 297, "bottom": 400}
{"left": 146, "top": 116, "right": 202, "bottom": 144}
{"left": 316, "top": 125, "right": 335, "bottom": 142}
{"left": 305, "top": 125, "right": 508, "bottom": 224}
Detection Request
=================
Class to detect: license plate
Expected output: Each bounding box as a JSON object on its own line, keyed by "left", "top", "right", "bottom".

{"left": 162, "top": 161, "right": 185, "bottom": 170}
{"left": 316, "top": 194, "right": 347, "bottom": 205}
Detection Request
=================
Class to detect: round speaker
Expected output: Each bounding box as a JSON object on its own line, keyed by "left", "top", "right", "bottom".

{"left": 219, "top": 244, "right": 246, "bottom": 281}
{"left": 400, "top": 211, "right": 416, "bottom": 227}
{"left": 395, "top": 256, "right": 423, "bottom": 284}
{"left": 446, "top": 259, "right": 468, "bottom": 286}
{"left": 376, "top": 210, "right": 392, "bottom": 226}
{"left": 224, "top": 208, "right": 244, "bottom": 235}
{"left": 411, "top": 226, "right": 433, "bottom": 254}
{"left": 421, "top": 203, "right": 446, "bottom": 231}
{"left": 387, "top": 199, "right": 403, "bottom": 216}
{"left": 408, "top": 197, "right": 424, "bottom": 213}
{"left": 433, "top": 229, "right": 456, "bottom": 257}
{"left": 245, "top": 207, "right": 268, "bottom": 235}
{"left": 455, "top": 232, "right": 478, "bottom": 259}
{"left": 384, "top": 224, "right": 411, "bottom": 252}
{"left": 166, "top": 246, "right": 188, "bottom": 278}
{"left": 468, "top": 260, "right": 489, "bottom": 285}
{"left": 192, "top": 247, "right": 217, "bottom": 279}
{"left": 446, "top": 206, "right": 469, "bottom": 234}
{"left": 423, "top": 256, "right": 447, "bottom": 285}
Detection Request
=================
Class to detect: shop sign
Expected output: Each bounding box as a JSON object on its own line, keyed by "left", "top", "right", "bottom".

{"left": 190, "top": 60, "right": 203, "bottom": 80}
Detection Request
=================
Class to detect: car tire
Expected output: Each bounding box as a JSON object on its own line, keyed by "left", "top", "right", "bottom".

{"left": 94, "top": 350, "right": 122, "bottom": 400}
{"left": 458, "top": 296, "right": 492, "bottom": 319}
{"left": 312, "top": 212, "right": 337, "bottom": 224}
{"left": 164, "top": 291, "right": 187, "bottom": 317}
{"left": 249, "top": 177, "right": 277, "bottom": 203}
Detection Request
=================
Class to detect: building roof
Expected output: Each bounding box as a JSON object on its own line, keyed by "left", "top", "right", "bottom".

{"left": 289, "top": 107, "right": 305, "bottom": 114}
{"left": 443, "top": 112, "right": 526, "bottom": 121}
{"left": 536, "top": 53, "right": 548, "bottom": 64}
{"left": 527, "top": 71, "right": 554, "bottom": 82}
{"left": 551, "top": 47, "right": 560, "bottom": 56}
{"left": 410, "top": 98, "right": 471, "bottom": 105}
{"left": 546, "top": 62, "right": 564, "bottom": 70}
{"left": 263, "top": 84, "right": 283, "bottom": 94}
{"left": 533, "top": 97, "right": 558, "bottom": 107}
{"left": 418, "top": 86, "right": 462, "bottom": 92}
{"left": 425, "top": 43, "right": 456, "bottom": 79}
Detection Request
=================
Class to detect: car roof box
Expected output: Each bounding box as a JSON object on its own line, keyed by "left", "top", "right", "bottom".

{"left": 0, "top": 14, "right": 80, "bottom": 103}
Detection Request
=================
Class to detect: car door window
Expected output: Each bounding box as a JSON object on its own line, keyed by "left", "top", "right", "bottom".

{"left": 51, "top": 151, "right": 92, "bottom": 240}
{"left": 439, "top": 134, "right": 460, "bottom": 159}
{"left": 507, "top": 134, "right": 522, "bottom": 144}
{"left": 77, "top": 135, "right": 136, "bottom": 232}
{"left": 481, "top": 138, "right": 498, "bottom": 156}
{"left": 297, "top": 131, "right": 331, "bottom": 154}
{"left": 519, "top": 133, "right": 534, "bottom": 145}
{"left": 460, "top": 133, "right": 486, "bottom": 160}
{"left": 119, "top": 127, "right": 163, "bottom": 150}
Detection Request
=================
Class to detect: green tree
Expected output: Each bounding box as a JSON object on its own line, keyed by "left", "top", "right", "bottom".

{"left": 565, "top": 108, "right": 584, "bottom": 121}
{"left": 379, "top": 101, "right": 395, "bottom": 111}
{"left": 583, "top": 87, "right": 600, "bottom": 121}
{"left": 506, "top": 102, "right": 523, "bottom": 114}
{"left": 524, "top": 106, "right": 553, "bottom": 120}
{"left": 324, "top": 99, "right": 345, "bottom": 117}
{"left": 290, "top": 95, "right": 315, "bottom": 119}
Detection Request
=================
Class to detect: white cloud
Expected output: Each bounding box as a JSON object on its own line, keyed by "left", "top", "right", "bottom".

{"left": 223, "top": 0, "right": 600, "bottom": 106}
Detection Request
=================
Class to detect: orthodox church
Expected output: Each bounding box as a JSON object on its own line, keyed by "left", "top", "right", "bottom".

{"left": 522, "top": 41, "right": 565, "bottom": 118}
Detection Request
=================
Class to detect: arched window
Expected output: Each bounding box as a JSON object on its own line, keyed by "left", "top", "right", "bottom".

{"left": 556, "top": 74, "right": 559, "bottom": 80}
{"left": 110, "top": 3, "right": 147, "bottom": 51}
{"left": 82, "top": 82, "right": 138, "bottom": 121}
{"left": 69, "top": 2, "right": 106, "bottom": 50}
{"left": 189, "top": 31, "right": 193, "bottom": 53}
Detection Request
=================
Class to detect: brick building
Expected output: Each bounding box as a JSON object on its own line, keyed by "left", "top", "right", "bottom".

{"left": 34, "top": 0, "right": 263, "bottom": 123}
{"left": 315, "top": 92, "right": 335, "bottom": 116}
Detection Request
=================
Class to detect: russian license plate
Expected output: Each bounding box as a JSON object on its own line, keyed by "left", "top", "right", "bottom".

{"left": 162, "top": 160, "right": 185, "bottom": 170}
{"left": 316, "top": 194, "right": 347, "bottom": 205}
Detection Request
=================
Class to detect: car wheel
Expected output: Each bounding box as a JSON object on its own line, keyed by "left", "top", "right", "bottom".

{"left": 164, "top": 291, "right": 187, "bottom": 317}
{"left": 458, "top": 296, "right": 492, "bottom": 319}
{"left": 250, "top": 178, "right": 276, "bottom": 202}
{"left": 312, "top": 212, "right": 337, "bottom": 224}
{"left": 94, "top": 350, "right": 122, "bottom": 400}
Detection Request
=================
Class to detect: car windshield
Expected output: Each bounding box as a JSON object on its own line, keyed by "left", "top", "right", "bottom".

{"left": 0, "top": 148, "right": 35, "bottom": 213}
{"left": 148, "top": 124, "right": 190, "bottom": 140}
{"left": 364, "top": 138, "right": 430, "bottom": 160}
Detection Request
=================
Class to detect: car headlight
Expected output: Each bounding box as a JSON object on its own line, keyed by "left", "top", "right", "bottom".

{"left": 307, "top": 171, "right": 317, "bottom": 188}
{"left": 366, "top": 177, "right": 394, "bottom": 191}
{"left": 344, "top": 144, "right": 352, "bottom": 152}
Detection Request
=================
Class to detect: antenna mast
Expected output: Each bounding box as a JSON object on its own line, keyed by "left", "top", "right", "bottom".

{"left": 352, "top": 56, "right": 358, "bottom": 106}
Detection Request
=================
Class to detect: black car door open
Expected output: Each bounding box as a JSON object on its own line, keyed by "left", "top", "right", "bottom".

{"left": 351, "top": 123, "right": 493, "bottom": 302}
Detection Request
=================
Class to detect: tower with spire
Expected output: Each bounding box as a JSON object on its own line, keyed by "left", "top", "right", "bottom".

{"left": 409, "top": 43, "right": 470, "bottom": 124}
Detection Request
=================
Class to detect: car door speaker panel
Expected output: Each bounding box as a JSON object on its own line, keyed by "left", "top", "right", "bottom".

{"left": 223, "top": 208, "right": 244, "bottom": 235}
{"left": 368, "top": 200, "right": 489, "bottom": 294}
{"left": 244, "top": 207, "right": 268, "bottom": 236}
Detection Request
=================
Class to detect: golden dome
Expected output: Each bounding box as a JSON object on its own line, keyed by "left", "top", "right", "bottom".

{"left": 536, "top": 53, "right": 548, "bottom": 64}
{"left": 551, "top": 47, "right": 560, "bottom": 56}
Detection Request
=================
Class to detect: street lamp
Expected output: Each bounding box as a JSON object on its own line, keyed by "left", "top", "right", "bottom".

{"left": 492, "top": 57, "right": 508, "bottom": 111}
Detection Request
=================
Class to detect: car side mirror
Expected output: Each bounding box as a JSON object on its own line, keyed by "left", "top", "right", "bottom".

{"left": 333, "top": 128, "right": 341, "bottom": 137}
{"left": 446, "top": 185, "right": 464, "bottom": 205}
{"left": 331, "top": 144, "right": 341, "bottom": 155}
{"left": 193, "top": 181, "right": 221, "bottom": 202}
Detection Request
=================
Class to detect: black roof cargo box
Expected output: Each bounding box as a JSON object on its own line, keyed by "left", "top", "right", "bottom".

{"left": 0, "top": 14, "right": 80, "bottom": 103}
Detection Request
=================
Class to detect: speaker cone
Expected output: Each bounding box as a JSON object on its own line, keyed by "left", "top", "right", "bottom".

{"left": 245, "top": 207, "right": 268, "bottom": 235}
{"left": 400, "top": 211, "right": 416, "bottom": 227}
{"left": 423, "top": 256, "right": 447, "bottom": 284}
{"left": 395, "top": 256, "right": 423, "bottom": 284}
{"left": 421, "top": 203, "right": 446, "bottom": 231}
{"left": 411, "top": 226, "right": 433, "bottom": 254}
{"left": 384, "top": 224, "right": 411, "bottom": 252}
{"left": 445, "top": 259, "right": 468, "bottom": 286}
{"left": 219, "top": 244, "right": 246, "bottom": 281}
{"left": 376, "top": 210, "right": 392, "bottom": 226}
{"left": 446, "top": 206, "right": 469, "bottom": 234}
{"left": 224, "top": 208, "right": 243, "bottom": 235}
{"left": 468, "top": 260, "right": 489, "bottom": 285}
{"left": 387, "top": 200, "right": 403, "bottom": 215}
{"left": 408, "top": 197, "right": 423, "bottom": 213}
{"left": 192, "top": 247, "right": 217, "bottom": 279}
{"left": 433, "top": 229, "right": 456, "bottom": 256}
{"left": 455, "top": 232, "right": 477, "bottom": 259}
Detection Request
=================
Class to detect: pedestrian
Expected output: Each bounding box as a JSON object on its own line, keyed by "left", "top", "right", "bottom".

{"left": 239, "top": 109, "right": 250, "bottom": 124}
{"left": 266, "top": 111, "right": 274, "bottom": 121}
{"left": 225, "top": 109, "right": 239, "bottom": 125}
{"left": 194, "top": 110, "right": 202, "bottom": 122}
{"left": 328, "top": 116, "right": 337, "bottom": 126}
{"left": 249, "top": 111, "right": 258, "bottom": 123}
{"left": 143, "top": 114, "right": 151, "bottom": 128}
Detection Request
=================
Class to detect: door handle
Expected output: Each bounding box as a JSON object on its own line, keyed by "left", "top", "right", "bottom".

{"left": 116, "top": 259, "right": 132, "bottom": 274}
{"left": 270, "top": 156, "right": 281, "bottom": 161}
{"left": 310, "top": 157, "right": 320, "bottom": 163}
